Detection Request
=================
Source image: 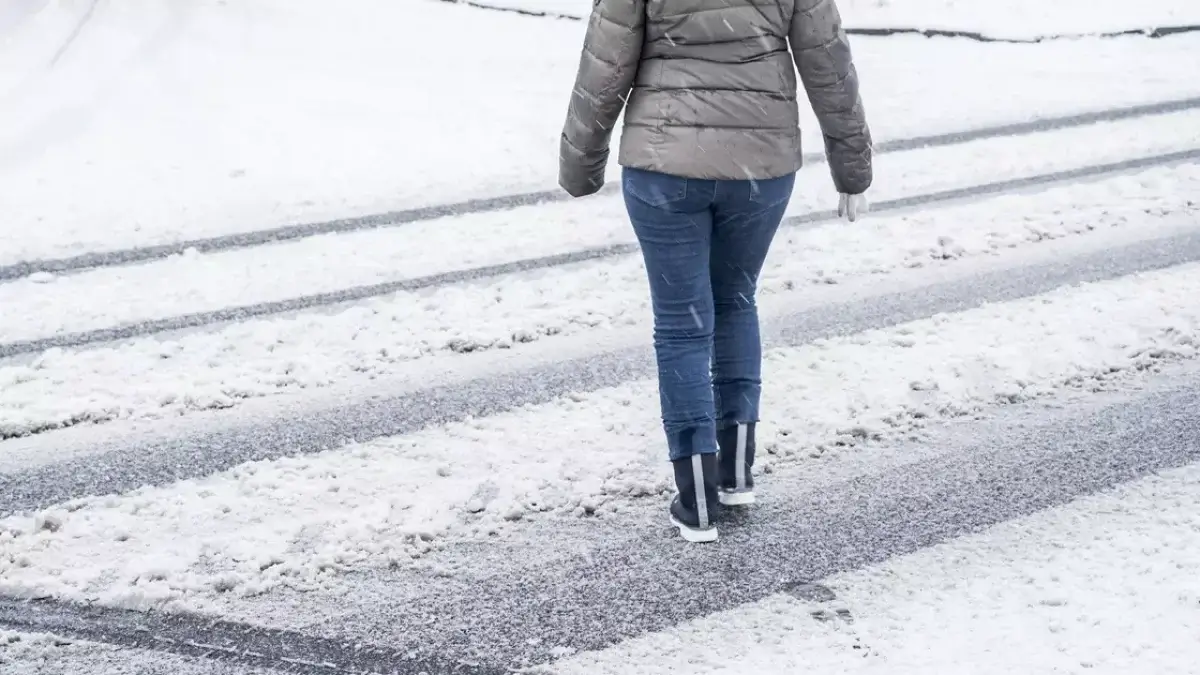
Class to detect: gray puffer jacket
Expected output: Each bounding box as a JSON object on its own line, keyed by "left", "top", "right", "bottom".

{"left": 559, "top": 0, "right": 872, "bottom": 197}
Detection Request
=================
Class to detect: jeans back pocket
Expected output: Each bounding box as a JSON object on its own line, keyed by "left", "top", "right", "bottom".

{"left": 623, "top": 168, "right": 690, "bottom": 207}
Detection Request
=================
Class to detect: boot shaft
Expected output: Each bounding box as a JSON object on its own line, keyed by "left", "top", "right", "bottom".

{"left": 718, "top": 422, "right": 756, "bottom": 492}
{"left": 671, "top": 452, "right": 720, "bottom": 529}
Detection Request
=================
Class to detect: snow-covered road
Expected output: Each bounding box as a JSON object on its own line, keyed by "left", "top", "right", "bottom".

{"left": 4, "top": 160, "right": 1197, "bottom": 440}
{"left": 4, "top": 361, "right": 1199, "bottom": 673}
{"left": 552, "top": 445, "right": 1200, "bottom": 675}
{"left": 6, "top": 110, "right": 1200, "bottom": 347}
{"left": 3, "top": 0, "right": 1200, "bottom": 672}
{"left": 6, "top": 257, "right": 1200, "bottom": 610}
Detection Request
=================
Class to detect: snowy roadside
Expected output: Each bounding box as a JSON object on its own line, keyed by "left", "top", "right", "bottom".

{"left": 815, "top": 0, "right": 1200, "bottom": 36}
{"left": 484, "top": 0, "right": 1200, "bottom": 37}
{"left": 3, "top": 261, "right": 1200, "bottom": 610}
{"left": 6, "top": 109, "right": 1200, "bottom": 342}
{"left": 4, "top": 0, "right": 1199, "bottom": 265}
{"left": 546, "top": 463, "right": 1200, "bottom": 675}
{"left": 3, "top": 163, "right": 1197, "bottom": 440}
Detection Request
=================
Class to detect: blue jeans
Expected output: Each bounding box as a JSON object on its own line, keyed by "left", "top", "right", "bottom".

{"left": 622, "top": 167, "right": 795, "bottom": 461}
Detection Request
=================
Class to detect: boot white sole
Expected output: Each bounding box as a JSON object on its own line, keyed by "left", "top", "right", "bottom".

{"left": 670, "top": 515, "right": 719, "bottom": 543}
{"left": 719, "top": 489, "right": 756, "bottom": 506}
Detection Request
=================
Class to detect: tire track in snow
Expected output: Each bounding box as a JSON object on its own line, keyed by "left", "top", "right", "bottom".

{"left": 845, "top": 24, "right": 1200, "bottom": 42}
{"left": 47, "top": 0, "right": 100, "bottom": 67}
{"left": 2, "top": 374, "right": 1197, "bottom": 673}
{"left": 436, "top": 0, "right": 582, "bottom": 21}
{"left": 2, "top": 95, "right": 1199, "bottom": 282}
{"left": 2, "top": 148, "right": 1197, "bottom": 360}
{"left": 3, "top": 229, "right": 1199, "bottom": 514}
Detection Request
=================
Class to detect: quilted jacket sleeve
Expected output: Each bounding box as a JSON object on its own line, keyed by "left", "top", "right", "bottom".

{"left": 790, "top": 0, "right": 873, "bottom": 195}
{"left": 559, "top": 0, "right": 646, "bottom": 197}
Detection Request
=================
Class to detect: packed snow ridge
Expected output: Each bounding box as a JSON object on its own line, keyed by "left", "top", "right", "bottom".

{"left": 3, "top": 262, "right": 1200, "bottom": 610}
{"left": 3, "top": 162, "right": 1198, "bottom": 439}
{"left": 7, "top": 108, "right": 1199, "bottom": 345}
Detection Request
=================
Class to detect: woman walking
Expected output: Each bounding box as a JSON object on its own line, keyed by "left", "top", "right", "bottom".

{"left": 559, "top": 0, "right": 872, "bottom": 542}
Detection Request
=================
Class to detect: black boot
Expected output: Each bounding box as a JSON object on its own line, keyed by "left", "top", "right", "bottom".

{"left": 717, "top": 422, "right": 756, "bottom": 506}
{"left": 670, "top": 453, "right": 720, "bottom": 543}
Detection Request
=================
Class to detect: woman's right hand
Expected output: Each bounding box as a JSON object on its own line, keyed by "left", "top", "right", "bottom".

{"left": 838, "top": 193, "right": 869, "bottom": 222}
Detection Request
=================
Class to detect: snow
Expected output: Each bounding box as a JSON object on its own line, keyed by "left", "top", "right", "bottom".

{"left": 2, "top": 0, "right": 1199, "bottom": 266}
{"left": 5, "top": 108, "right": 1200, "bottom": 345}
{"left": 3, "top": 261, "right": 1200, "bottom": 609}
{"left": 1, "top": 0, "right": 1199, "bottom": 668}
{"left": 491, "top": 0, "right": 1200, "bottom": 37}
{"left": 0, "top": 631, "right": 86, "bottom": 670}
{"left": 546, "top": 463, "right": 1200, "bottom": 674}
{"left": 829, "top": 0, "right": 1200, "bottom": 36}
{"left": 0, "top": 0, "right": 577, "bottom": 265}
{"left": 4, "top": 162, "right": 1198, "bottom": 440}
{"left": 0, "top": 629, "right": 277, "bottom": 674}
